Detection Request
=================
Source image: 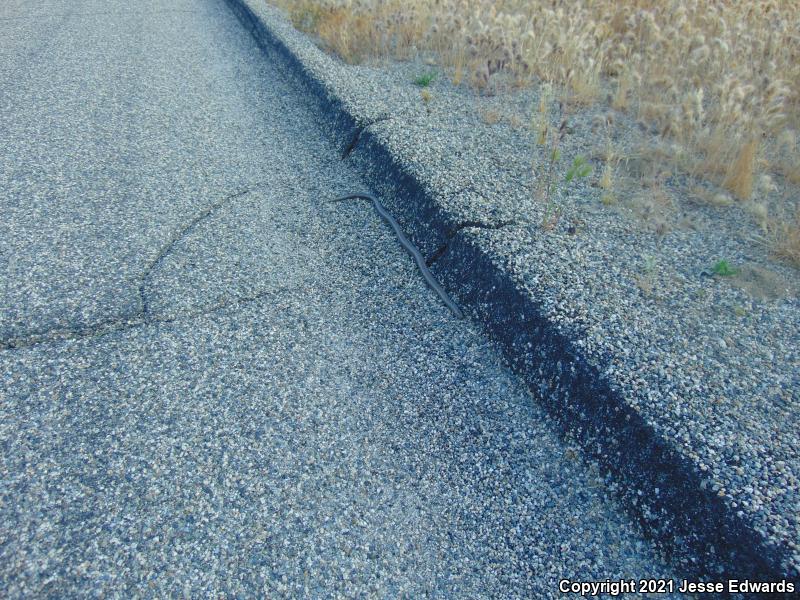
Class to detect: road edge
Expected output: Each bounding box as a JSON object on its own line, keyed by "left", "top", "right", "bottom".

{"left": 223, "top": 0, "right": 794, "bottom": 581}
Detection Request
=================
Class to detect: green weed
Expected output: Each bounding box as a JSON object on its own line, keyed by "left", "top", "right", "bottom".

{"left": 413, "top": 71, "right": 437, "bottom": 87}
{"left": 565, "top": 156, "right": 592, "bottom": 183}
{"left": 711, "top": 259, "right": 739, "bottom": 277}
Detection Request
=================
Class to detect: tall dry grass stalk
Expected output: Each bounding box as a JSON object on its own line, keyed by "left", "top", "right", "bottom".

{"left": 271, "top": 0, "right": 800, "bottom": 264}
{"left": 772, "top": 208, "right": 800, "bottom": 266}
{"left": 723, "top": 138, "right": 759, "bottom": 200}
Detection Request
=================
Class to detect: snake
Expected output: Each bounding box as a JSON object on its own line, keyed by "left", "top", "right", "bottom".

{"left": 329, "top": 193, "right": 464, "bottom": 319}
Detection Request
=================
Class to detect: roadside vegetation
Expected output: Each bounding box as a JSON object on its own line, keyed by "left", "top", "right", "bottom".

{"left": 269, "top": 0, "right": 800, "bottom": 267}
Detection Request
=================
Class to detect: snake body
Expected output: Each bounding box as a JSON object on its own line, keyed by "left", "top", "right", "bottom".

{"left": 330, "top": 193, "right": 464, "bottom": 319}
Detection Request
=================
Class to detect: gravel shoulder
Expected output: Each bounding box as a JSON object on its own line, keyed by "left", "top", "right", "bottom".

{"left": 1, "top": 0, "right": 676, "bottom": 596}
{"left": 231, "top": 0, "right": 800, "bottom": 580}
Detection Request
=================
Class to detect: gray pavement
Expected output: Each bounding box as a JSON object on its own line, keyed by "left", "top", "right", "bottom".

{"left": 1, "top": 0, "right": 675, "bottom": 596}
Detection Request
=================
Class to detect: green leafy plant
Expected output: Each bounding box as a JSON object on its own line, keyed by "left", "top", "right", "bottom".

{"left": 565, "top": 156, "right": 592, "bottom": 182}
{"left": 413, "top": 71, "right": 437, "bottom": 87}
{"left": 534, "top": 93, "right": 593, "bottom": 231}
{"left": 539, "top": 139, "right": 564, "bottom": 230}
{"left": 711, "top": 259, "right": 739, "bottom": 277}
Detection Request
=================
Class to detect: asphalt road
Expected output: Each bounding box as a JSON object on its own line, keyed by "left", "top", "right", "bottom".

{"left": 1, "top": 0, "right": 674, "bottom": 596}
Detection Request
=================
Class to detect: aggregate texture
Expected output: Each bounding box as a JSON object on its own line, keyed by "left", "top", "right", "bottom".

{"left": 226, "top": 0, "right": 800, "bottom": 582}
{"left": 0, "top": 0, "right": 676, "bottom": 597}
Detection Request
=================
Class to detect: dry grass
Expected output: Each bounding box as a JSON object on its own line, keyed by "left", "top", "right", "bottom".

{"left": 723, "top": 138, "right": 759, "bottom": 200}
{"left": 769, "top": 207, "right": 800, "bottom": 266}
{"left": 270, "top": 0, "right": 800, "bottom": 266}
{"left": 480, "top": 109, "right": 502, "bottom": 125}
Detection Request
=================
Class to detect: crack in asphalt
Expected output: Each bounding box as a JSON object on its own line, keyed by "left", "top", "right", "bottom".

{"left": 1, "top": 187, "right": 272, "bottom": 351}
{"left": 341, "top": 116, "right": 391, "bottom": 160}
{"left": 2, "top": 177, "right": 516, "bottom": 350}
{"left": 426, "top": 219, "right": 516, "bottom": 267}
{"left": 1, "top": 287, "right": 286, "bottom": 351}
{"left": 1, "top": 315, "right": 143, "bottom": 352}
{"left": 139, "top": 187, "right": 252, "bottom": 321}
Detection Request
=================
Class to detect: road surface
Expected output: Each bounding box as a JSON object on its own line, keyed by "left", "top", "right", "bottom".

{"left": 1, "top": 0, "right": 674, "bottom": 596}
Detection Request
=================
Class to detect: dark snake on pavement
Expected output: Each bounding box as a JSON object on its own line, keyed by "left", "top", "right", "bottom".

{"left": 329, "top": 193, "right": 464, "bottom": 319}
